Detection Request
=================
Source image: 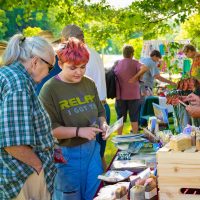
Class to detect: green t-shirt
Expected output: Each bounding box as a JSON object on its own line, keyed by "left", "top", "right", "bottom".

{"left": 39, "top": 76, "right": 105, "bottom": 147}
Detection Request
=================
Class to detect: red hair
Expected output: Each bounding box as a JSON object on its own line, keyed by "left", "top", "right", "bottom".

{"left": 57, "top": 37, "right": 89, "bottom": 65}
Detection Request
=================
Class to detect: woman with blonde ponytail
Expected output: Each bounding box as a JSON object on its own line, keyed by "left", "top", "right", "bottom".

{"left": 0, "top": 34, "right": 56, "bottom": 200}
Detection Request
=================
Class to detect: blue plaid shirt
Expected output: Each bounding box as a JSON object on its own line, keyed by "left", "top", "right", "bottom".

{"left": 0, "top": 62, "right": 56, "bottom": 199}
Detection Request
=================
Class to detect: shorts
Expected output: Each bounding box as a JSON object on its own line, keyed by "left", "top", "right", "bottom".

{"left": 116, "top": 99, "right": 140, "bottom": 122}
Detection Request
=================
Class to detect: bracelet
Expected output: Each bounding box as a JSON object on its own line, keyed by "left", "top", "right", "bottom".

{"left": 76, "top": 127, "right": 80, "bottom": 137}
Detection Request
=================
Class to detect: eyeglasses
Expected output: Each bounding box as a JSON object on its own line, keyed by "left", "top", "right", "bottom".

{"left": 40, "top": 57, "right": 54, "bottom": 72}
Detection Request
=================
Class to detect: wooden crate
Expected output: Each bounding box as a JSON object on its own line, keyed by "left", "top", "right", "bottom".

{"left": 157, "top": 145, "right": 200, "bottom": 200}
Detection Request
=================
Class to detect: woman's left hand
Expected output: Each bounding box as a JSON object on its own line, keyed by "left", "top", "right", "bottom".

{"left": 100, "top": 121, "right": 109, "bottom": 140}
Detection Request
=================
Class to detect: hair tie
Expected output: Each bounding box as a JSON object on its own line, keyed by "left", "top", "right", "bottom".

{"left": 20, "top": 37, "right": 26, "bottom": 45}
{"left": 21, "top": 37, "right": 26, "bottom": 42}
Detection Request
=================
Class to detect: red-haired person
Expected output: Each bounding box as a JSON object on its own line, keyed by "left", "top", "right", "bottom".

{"left": 39, "top": 37, "right": 109, "bottom": 200}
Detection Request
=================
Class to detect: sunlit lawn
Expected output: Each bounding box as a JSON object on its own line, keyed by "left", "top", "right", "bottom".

{"left": 104, "top": 99, "right": 132, "bottom": 165}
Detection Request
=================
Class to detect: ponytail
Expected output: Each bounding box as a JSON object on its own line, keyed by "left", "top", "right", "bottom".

{"left": 2, "top": 34, "right": 25, "bottom": 65}
{"left": 2, "top": 33, "right": 55, "bottom": 66}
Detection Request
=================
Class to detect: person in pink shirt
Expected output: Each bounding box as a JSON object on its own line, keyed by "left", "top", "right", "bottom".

{"left": 114, "top": 45, "right": 146, "bottom": 134}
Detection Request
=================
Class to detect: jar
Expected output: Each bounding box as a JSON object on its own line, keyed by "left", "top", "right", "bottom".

{"left": 196, "top": 136, "right": 200, "bottom": 151}
{"left": 130, "top": 185, "right": 145, "bottom": 200}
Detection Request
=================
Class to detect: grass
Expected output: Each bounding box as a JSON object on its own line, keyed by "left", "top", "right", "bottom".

{"left": 104, "top": 99, "right": 132, "bottom": 165}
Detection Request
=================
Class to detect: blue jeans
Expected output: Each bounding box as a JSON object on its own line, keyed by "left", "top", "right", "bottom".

{"left": 53, "top": 140, "right": 103, "bottom": 200}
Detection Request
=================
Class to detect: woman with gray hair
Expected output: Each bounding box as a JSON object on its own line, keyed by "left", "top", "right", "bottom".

{"left": 0, "top": 34, "right": 56, "bottom": 200}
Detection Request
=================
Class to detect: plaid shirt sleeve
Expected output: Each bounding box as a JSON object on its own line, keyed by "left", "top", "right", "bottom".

{"left": 0, "top": 90, "right": 36, "bottom": 148}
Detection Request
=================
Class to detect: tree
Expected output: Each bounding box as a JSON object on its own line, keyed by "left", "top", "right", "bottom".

{"left": 0, "top": 9, "right": 9, "bottom": 40}
{"left": 176, "top": 14, "right": 200, "bottom": 49}
{"left": 1, "top": 0, "right": 200, "bottom": 50}
{"left": 23, "top": 26, "right": 42, "bottom": 36}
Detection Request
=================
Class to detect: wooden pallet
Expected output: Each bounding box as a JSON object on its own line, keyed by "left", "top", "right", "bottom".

{"left": 157, "top": 145, "right": 200, "bottom": 200}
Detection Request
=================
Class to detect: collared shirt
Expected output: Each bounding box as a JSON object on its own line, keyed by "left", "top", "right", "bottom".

{"left": 0, "top": 62, "right": 56, "bottom": 199}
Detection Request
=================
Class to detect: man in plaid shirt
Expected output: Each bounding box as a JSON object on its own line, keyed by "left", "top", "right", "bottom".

{"left": 0, "top": 34, "right": 56, "bottom": 199}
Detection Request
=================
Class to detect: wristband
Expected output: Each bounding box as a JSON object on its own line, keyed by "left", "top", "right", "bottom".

{"left": 76, "top": 127, "right": 80, "bottom": 137}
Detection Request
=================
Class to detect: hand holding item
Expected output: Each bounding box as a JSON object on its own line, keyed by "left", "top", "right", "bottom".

{"left": 185, "top": 93, "right": 200, "bottom": 106}
{"left": 186, "top": 105, "right": 200, "bottom": 118}
{"left": 104, "top": 117, "right": 124, "bottom": 139}
{"left": 100, "top": 122, "right": 110, "bottom": 140}
{"left": 78, "top": 127, "right": 102, "bottom": 140}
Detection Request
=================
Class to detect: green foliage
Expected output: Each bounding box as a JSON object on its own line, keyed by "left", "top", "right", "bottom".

{"left": 132, "top": 0, "right": 199, "bottom": 25}
{"left": 129, "top": 37, "right": 143, "bottom": 59}
{"left": 103, "top": 39, "right": 120, "bottom": 55}
{"left": 36, "top": 12, "right": 43, "bottom": 21}
{"left": 0, "top": 9, "right": 9, "bottom": 40}
{"left": 1, "top": 0, "right": 200, "bottom": 52}
{"left": 23, "top": 26, "right": 42, "bottom": 37}
{"left": 178, "top": 14, "right": 200, "bottom": 49}
{"left": 4, "top": 8, "right": 50, "bottom": 39}
{"left": 166, "top": 85, "right": 177, "bottom": 90}
{"left": 162, "top": 42, "right": 182, "bottom": 78}
{"left": 129, "top": 0, "right": 200, "bottom": 39}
